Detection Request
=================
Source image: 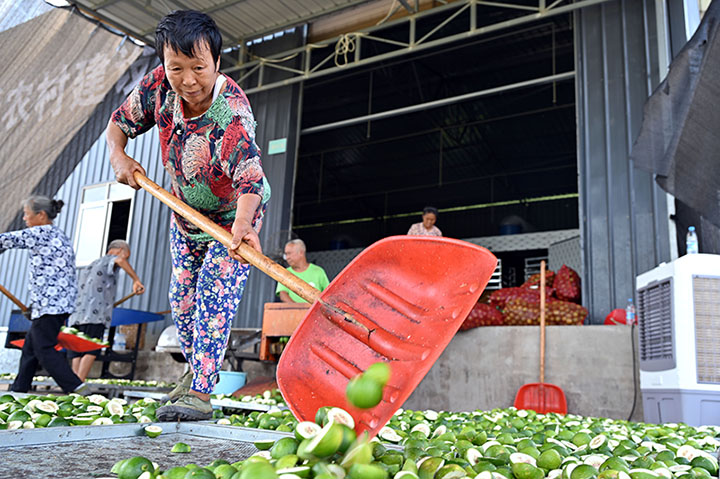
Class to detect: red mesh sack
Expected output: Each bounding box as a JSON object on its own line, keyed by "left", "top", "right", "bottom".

{"left": 553, "top": 265, "right": 581, "bottom": 303}
{"left": 547, "top": 301, "right": 588, "bottom": 325}
{"left": 521, "top": 270, "right": 556, "bottom": 289}
{"left": 460, "top": 303, "right": 504, "bottom": 330}
{"left": 489, "top": 287, "right": 555, "bottom": 309}
{"left": 503, "top": 297, "right": 541, "bottom": 325}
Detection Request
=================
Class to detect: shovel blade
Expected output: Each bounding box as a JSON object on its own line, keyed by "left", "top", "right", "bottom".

{"left": 514, "top": 382, "right": 568, "bottom": 414}
{"left": 277, "top": 236, "right": 497, "bottom": 437}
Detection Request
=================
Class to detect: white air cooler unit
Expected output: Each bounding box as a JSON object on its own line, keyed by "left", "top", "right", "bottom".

{"left": 636, "top": 253, "right": 720, "bottom": 426}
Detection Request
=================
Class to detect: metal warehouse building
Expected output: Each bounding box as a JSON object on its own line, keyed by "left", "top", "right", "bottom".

{"left": 0, "top": 0, "right": 708, "bottom": 349}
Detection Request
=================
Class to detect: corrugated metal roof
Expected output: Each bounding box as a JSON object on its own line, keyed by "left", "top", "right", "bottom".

{"left": 70, "top": 0, "right": 373, "bottom": 46}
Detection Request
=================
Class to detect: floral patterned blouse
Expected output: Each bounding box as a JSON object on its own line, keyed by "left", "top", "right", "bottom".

{"left": 407, "top": 223, "right": 443, "bottom": 237}
{"left": 0, "top": 225, "right": 77, "bottom": 319}
{"left": 111, "top": 65, "right": 270, "bottom": 241}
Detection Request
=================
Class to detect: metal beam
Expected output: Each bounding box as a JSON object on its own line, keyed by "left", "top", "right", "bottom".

{"left": 397, "top": 0, "right": 415, "bottom": 13}
{"left": 70, "top": 1, "right": 156, "bottom": 45}
{"left": 227, "top": 0, "right": 613, "bottom": 94}
{"left": 301, "top": 71, "right": 575, "bottom": 134}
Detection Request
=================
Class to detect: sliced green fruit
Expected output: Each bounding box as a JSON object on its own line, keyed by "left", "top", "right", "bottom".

{"left": 418, "top": 457, "right": 445, "bottom": 479}
{"left": 327, "top": 407, "right": 356, "bottom": 429}
{"left": 306, "top": 421, "right": 344, "bottom": 458}
{"left": 341, "top": 436, "right": 374, "bottom": 469}
{"left": 255, "top": 439, "right": 275, "bottom": 451}
{"left": 144, "top": 425, "right": 162, "bottom": 438}
{"left": 379, "top": 426, "right": 402, "bottom": 443}
{"left": 510, "top": 453, "right": 537, "bottom": 466}
{"left": 295, "top": 421, "right": 321, "bottom": 441}
{"left": 47, "top": 417, "right": 70, "bottom": 427}
{"left": 171, "top": 442, "right": 191, "bottom": 453}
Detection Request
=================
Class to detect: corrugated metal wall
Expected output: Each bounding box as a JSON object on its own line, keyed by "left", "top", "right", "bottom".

{"left": 233, "top": 30, "right": 305, "bottom": 328}
{"left": 575, "top": 0, "right": 672, "bottom": 323}
{"left": 0, "top": 127, "right": 174, "bottom": 345}
{"left": 0, "top": 34, "right": 305, "bottom": 343}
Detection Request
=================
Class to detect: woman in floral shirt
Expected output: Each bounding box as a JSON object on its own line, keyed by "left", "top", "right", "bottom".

{"left": 106, "top": 10, "right": 269, "bottom": 420}
{"left": 1, "top": 196, "right": 87, "bottom": 395}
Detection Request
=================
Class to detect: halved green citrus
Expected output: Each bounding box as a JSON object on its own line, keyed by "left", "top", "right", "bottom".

{"left": 326, "top": 407, "right": 355, "bottom": 429}
{"left": 295, "top": 421, "right": 321, "bottom": 441}
{"left": 171, "top": 442, "right": 192, "bottom": 453}
{"left": 347, "top": 376, "right": 383, "bottom": 409}
{"left": 144, "top": 425, "right": 162, "bottom": 438}
{"left": 306, "top": 421, "right": 344, "bottom": 458}
{"left": 254, "top": 439, "right": 275, "bottom": 451}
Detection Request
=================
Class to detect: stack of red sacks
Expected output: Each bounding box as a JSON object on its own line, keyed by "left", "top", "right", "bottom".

{"left": 459, "top": 264, "right": 587, "bottom": 331}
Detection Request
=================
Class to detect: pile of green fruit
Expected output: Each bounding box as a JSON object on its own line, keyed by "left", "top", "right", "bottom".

{"left": 60, "top": 325, "right": 110, "bottom": 346}
{"left": 0, "top": 393, "right": 160, "bottom": 428}
{"left": 0, "top": 373, "right": 176, "bottom": 389}
{"left": 160, "top": 406, "right": 720, "bottom": 479}
{"left": 212, "top": 388, "right": 286, "bottom": 406}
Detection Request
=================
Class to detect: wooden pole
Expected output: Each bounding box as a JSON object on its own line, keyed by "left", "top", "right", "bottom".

{"left": 134, "top": 172, "right": 320, "bottom": 304}
{"left": 539, "top": 260, "right": 546, "bottom": 384}
{"left": 0, "top": 283, "right": 28, "bottom": 312}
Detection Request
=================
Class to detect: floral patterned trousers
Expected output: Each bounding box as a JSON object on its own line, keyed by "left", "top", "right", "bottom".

{"left": 169, "top": 218, "right": 250, "bottom": 394}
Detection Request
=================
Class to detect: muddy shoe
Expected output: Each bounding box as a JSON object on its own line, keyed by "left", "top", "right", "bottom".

{"left": 156, "top": 393, "right": 213, "bottom": 422}
{"left": 161, "top": 369, "right": 193, "bottom": 403}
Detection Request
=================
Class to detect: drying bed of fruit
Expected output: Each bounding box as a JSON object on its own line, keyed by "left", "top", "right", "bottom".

{"left": 102, "top": 400, "right": 720, "bottom": 479}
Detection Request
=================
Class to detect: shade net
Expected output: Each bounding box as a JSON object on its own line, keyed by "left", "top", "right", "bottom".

{"left": 0, "top": 7, "right": 142, "bottom": 231}
{"left": 631, "top": 1, "right": 720, "bottom": 231}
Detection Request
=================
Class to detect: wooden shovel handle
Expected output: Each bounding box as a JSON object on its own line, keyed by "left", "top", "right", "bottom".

{"left": 133, "top": 172, "right": 320, "bottom": 304}
{"left": 113, "top": 291, "right": 137, "bottom": 308}
{"left": 539, "top": 260, "right": 546, "bottom": 384}
{"left": 0, "top": 283, "right": 28, "bottom": 312}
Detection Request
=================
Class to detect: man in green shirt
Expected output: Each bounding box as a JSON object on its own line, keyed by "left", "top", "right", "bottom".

{"left": 276, "top": 239, "right": 329, "bottom": 303}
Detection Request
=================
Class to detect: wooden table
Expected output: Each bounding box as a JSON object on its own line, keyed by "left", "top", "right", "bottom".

{"left": 259, "top": 303, "right": 310, "bottom": 361}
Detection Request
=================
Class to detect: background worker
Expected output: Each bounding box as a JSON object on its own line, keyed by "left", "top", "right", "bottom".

{"left": 67, "top": 240, "right": 145, "bottom": 381}
{"left": 276, "top": 239, "right": 329, "bottom": 303}
{"left": 107, "top": 10, "right": 269, "bottom": 420}
{"left": 1, "top": 196, "right": 88, "bottom": 395}
{"left": 407, "top": 206, "right": 443, "bottom": 237}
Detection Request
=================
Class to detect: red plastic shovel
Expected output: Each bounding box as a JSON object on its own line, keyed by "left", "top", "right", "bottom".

{"left": 513, "top": 260, "right": 567, "bottom": 414}
{"left": 135, "top": 172, "right": 498, "bottom": 437}
{"left": 0, "top": 283, "right": 109, "bottom": 353}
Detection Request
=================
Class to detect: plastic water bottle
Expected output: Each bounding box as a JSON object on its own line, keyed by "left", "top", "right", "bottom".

{"left": 114, "top": 332, "right": 126, "bottom": 351}
{"left": 625, "top": 298, "right": 636, "bottom": 325}
{"left": 686, "top": 226, "right": 699, "bottom": 255}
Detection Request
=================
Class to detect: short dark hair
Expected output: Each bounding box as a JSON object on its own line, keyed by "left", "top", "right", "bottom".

{"left": 423, "top": 206, "right": 438, "bottom": 216}
{"left": 155, "top": 10, "right": 222, "bottom": 68}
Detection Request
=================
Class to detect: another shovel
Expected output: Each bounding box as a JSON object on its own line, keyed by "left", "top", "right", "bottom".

{"left": 0, "top": 283, "right": 107, "bottom": 353}
{"left": 513, "top": 260, "right": 568, "bottom": 414}
{"left": 134, "top": 172, "right": 498, "bottom": 437}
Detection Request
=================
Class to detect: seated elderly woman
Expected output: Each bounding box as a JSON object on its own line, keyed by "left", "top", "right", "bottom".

{"left": 407, "top": 206, "right": 442, "bottom": 237}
